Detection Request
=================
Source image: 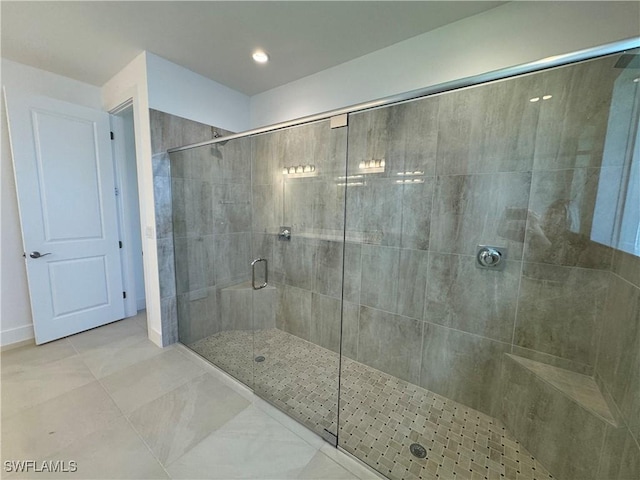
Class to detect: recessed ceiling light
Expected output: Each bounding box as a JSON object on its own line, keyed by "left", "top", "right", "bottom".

{"left": 252, "top": 51, "right": 269, "bottom": 64}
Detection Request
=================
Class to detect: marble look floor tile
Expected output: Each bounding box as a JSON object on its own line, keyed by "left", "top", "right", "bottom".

{"left": 1, "top": 355, "right": 96, "bottom": 418}
{"left": 253, "top": 396, "right": 327, "bottom": 450}
{"left": 128, "top": 373, "right": 251, "bottom": 465}
{"left": 167, "top": 405, "right": 319, "bottom": 478}
{"left": 8, "top": 417, "right": 169, "bottom": 479}
{"left": 1, "top": 338, "right": 76, "bottom": 375}
{"left": 132, "top": 311, "right": 148, "bottom": 331}
{"left": 67, "top": 318, "right": 146, "bottom": 353}
{"left": 1, "top": 382, "right": 122, "bottom": 462}
{"left": 319, "top": 445, "right": 385, "bottom": 479}
{"left": 80, "top": 337, "right": 166, "bottom": 379}
{"left": 100, "top": 349, "right": 205, "bottom": 414}
{"left": 298, "top": 451, "right": 359, "bottom": 479}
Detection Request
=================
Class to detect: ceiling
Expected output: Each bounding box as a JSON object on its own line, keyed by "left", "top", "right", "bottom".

{"left": 1, "top": 1, "right": 505, "bottom": 96}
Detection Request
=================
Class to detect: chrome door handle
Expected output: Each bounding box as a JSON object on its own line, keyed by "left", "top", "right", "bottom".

{"left": 251, "top": 258, "right": 268, "bottom": 290}
{"left": 29, "top": 251, "right": 52, "bottom": 259}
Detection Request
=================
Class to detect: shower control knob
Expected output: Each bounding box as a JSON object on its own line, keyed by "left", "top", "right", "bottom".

{"left": 479, "top": 249, "right": 500, "bottom": 265}
{"left": 476, "top": 246, "right": 506, "bottom": 270}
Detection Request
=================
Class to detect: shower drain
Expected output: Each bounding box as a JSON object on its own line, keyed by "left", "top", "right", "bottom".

{"left": 409, "top": 443, "right": 427, "bottom": 459}
{"left": 254, "top": 356, "right": 265, "bottom": 363}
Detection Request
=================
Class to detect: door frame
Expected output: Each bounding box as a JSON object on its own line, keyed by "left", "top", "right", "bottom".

{"left": 103, "top": 81, "right": 163, "bottom": 347}
{"left": 110, "top": 101, "right": 145, "bottom": 318}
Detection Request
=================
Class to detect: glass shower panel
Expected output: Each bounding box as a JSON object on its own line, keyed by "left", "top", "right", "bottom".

{"left": 251, "top": 119, "right": 348, "bottom": 442}
{"left": 170, "top": 136, "right": 256, "bottom": 388}
{"left": 339, "top": 51, "right": 639, "bottom": 480}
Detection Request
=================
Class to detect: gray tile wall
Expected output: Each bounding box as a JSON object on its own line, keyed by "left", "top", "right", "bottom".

{"left": 150, "top": 109, "right": 233, "bottom": 346}
{"left": 595, "top": 250, "right": 640, "bottom": 474}
{"left": 501, "top": 354, "right": 638, "bottom": 480}
{"left": 334, "top": 52, "right": 634, "bottom": 427}
{"left": 170, "top": 135, "right": 251, "bottom": 346}
{"left": 251, "top": 120, "right": 349, "bottom": 361}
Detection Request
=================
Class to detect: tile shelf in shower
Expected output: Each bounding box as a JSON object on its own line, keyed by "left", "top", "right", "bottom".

{"left": 505, "top": 354, "right": 619, "bottom": 426}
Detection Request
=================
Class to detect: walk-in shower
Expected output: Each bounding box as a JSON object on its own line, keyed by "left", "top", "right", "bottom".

{"left": 167, "top": 41, "right": 640, "bottom": 480}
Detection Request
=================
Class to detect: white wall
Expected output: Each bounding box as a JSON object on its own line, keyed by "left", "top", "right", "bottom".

{"left": 0, "top": 59, "right": 103, "bottom": 346}
{"left": 102, "top": 52, "right": 167, "bottom": 347}
{"left": 250, "top": 1, "right": 640, "bottom": 127}
{"left": 146, "top": 53, "right": 250, "bottom": 133}
{"left": 103, "top": 52, "right": 251, "bottom": 347}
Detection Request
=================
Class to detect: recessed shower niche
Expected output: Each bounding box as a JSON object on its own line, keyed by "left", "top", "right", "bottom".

{"left": 168, "top": 47, "right": 640, "bottom": 480}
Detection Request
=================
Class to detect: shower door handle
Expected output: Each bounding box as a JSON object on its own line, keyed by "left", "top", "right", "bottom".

{"left": 251, "top": 258, "right": 268, "bottom": 290}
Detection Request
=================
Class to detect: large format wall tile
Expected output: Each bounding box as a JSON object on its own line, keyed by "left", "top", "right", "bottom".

{"left": 211, "top": 137, "right": 251, "bottom": 185}
{"left": 160, "top": 296, "right": 178, "bottom": 346}
{"left": 425, "top": 253, "right": 520, "bottom": 342}
{"left": 345, "top": 177, "right": 404, "bottom": 247}
{"left": 153, "top": 164, "right": 173, "bottom": 239}
{"left": 314, "top": 240, "right": 344, "bottom": 300}
{"left": 252, "top": 184, "right": 283, "bottom": 235}
{"left": 343, "top": 242, "right": 362, "bottom": 304}
{"left": 284, "top": 180, "right": 322, "bottom": 234}
{"left": 341, "top": 301, "right": 359, "bottom": 360}
{"left": 532, "top": 55, "right": 619, "bottom": 171}
{"left": 157, "top": 237, "right": 177, "bottom": 298}
{"left": 420, "top": 323, "right": 509, "bottom": 416}
{"left": 311, "top": 180, "right": 346, "bottom": 233}
{"left": 596, "top": 274, "right": 640, "bottom": 443}
{"left": 276, "top": 284, "right": 312, "bottom": 341}
{"left": 310, "top": 293, "right": 342, "bottom": 353}
{"left": 515, "top": 263, "right": 609, "bottom": 367}
{"left": 612, "top": 248, "right": 640, "bottom": 287}
{"left": 170, "top": 177, "right": 214, "bottom": 238}
{"left": 150, "top": 109, "right": 224, "bottom": 154}
{"left": 501, "top": 355, "right": 609, "bottom": 480}
{"left": 597, "top": 424, "right": 640, "bottom": 480}
{"left": 275, "top": 236, "right": 317, "bottom": 291}
{"left": 524, "top": 168, "right": 613, "bottom": 269}
{"left": 396, "top": 248, "right": 429, "bottom": 320}
{"left": 436, "top": 75, "right": 538, "bottom": 175}
{"left": 357, "top": 306, "right": 423, "bottom": 384}
{"left": 213, "top": 233, "right": 251, "bottom": 284}
{"left": 360, "top": 245, "right": 399, "bottom": 313}
{"left": 220, "top": 284, "right": 253, "bottom": 332}
{"left": 212, "top": 184, "right": 252, "bottom": 234}
{"left": 347, "top": 97, "right": 439, "bottom": 178}
{"left": 430, "top": 172, "right": 532, "bottom": 259}
{"left": 157, "top": 111, "right": 235, "bottom": 349}
{"left": 400, "top": 178, "right": 435, "bottom": 251}
{"left": 177, "top": 288, "right": 218, "bottom": 345}
{"left": 173, "top": 236, "right": 215, "bottom": 294}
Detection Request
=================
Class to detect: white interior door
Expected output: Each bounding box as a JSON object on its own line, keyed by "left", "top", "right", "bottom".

{"left": 4, "top": 90, "right": 125, "bottom": 344}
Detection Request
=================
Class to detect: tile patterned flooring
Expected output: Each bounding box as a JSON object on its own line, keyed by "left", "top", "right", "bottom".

{"left": 191, "top": 329, "right": 555, "bottom": 480}
{"left": 1, "top": 313, "right": 377, "bottom": 479}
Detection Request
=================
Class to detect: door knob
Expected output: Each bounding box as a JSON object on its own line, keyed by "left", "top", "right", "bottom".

{"left": 29, "top": 251, "right": 52, "bottom": 259}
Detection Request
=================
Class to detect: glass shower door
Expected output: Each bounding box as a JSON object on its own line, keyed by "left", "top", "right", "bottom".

{"left": 250, "top": 119, "right": 348, "bottom": 443}
{"left": 171, "top": 118, "right": 349, "bottom": 443}
{"left": 170, "top": 136, "right": 256, "bottom": 388}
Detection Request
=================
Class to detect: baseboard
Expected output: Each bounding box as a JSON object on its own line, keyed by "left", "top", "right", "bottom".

{"left": 148, "top": 326, "right": 163, "bottom": 348}
{"left": 0, "top": 324, "right": 35, "bottom": 348}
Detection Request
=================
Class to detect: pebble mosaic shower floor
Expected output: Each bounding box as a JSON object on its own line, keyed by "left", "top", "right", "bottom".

{"left": 190, "top": 329, "right": 554, "bottom": 480}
